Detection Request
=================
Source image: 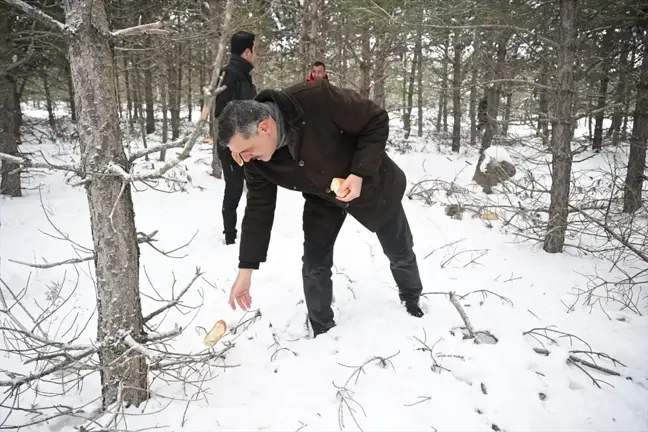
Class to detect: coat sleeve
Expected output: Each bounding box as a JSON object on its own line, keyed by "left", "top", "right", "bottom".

{"left": 238, "top": 162, "right": 278, "bottom": 269}
{"left": 325, "top": 83, "right": 390, "bottom": 179}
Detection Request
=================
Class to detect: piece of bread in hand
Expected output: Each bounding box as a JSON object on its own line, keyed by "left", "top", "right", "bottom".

{"left": 330, "top": 177, "right": 349, "bottom": 198}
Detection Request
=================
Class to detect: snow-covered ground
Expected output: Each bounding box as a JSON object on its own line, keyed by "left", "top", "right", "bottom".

{"left": 1, "top": 108, "right": 647, "bottom": 432}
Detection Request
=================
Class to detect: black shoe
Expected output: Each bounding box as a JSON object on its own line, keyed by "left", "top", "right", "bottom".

{"left": 224, "top": 233, "right": 236, "bottom": 245}
{"left": 405, "top": 301, "right": 424, "bottom": 318}
{"left": 313, "top": 321, "right": 336, "bottom": 338}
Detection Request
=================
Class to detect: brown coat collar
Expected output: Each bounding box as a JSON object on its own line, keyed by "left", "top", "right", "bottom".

{"left": 255, "top": 89, "right": 304, "bottom": 160}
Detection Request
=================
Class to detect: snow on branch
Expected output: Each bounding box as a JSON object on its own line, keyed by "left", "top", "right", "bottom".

{"left": 0, "top": 152, "right": 79, "bottom": 174}
{"left": 3, "top": 0, "right": 69, "bottom": 34}
{"left": 111, "top": 21, "right": 171, "bottom": 39}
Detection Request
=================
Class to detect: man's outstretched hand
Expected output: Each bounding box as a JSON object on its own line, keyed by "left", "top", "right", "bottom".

{"left": 335, "top": 174, "right": 363, "bottom": 202}
{"left": 228, "top": 270, "right": 253, "bottom": 310}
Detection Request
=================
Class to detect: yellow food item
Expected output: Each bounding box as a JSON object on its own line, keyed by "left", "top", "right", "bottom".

{"left": 330, "top": 177, "right": 349, "bottom": 197}
{"left": 232, "top": 152, "right": 244, "bottom": 166}
{"left": 203, "top": 319, "right": 227, "bottom": 347}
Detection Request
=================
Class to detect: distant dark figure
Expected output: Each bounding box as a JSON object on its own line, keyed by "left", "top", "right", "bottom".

{"left": 477, "top": 96, "right": 488, "bottom": 132}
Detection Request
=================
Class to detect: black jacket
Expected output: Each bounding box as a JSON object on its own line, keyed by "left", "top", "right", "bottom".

{"left": 213, "top": 54, "right": 257, "bottom": 119}
{"left": 238, "top": 80, "right": 407, "bottom": 269}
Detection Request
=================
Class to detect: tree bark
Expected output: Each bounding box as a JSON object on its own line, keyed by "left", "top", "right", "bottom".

{"left": 41, "top": 65, "right": 55, "bottom": 131}
{"left": 480, "top": 33, "right": 509, "bottom": 152}
{"left": 543, "top": 0, "right": 578, "bottom": 254}
{"left": 437, "top": 31, "right": 449, "bottom": 133}
{"left": 452, "top": 32, "right": 463, "bottom": 152}
{"left": 64, "top": 0, "right": 148, "bottom": 408}
{"left": 469, "top": 30, "right": 481, "bottom": 146}
{"left": 622, "top": 27, "right": 648, "bottom": 214}
{"left": 403, "top": 49, "right": 417, "bottom": 139}
{"left": 592, "top": 30, "right": 614, "bottom": 152}
{"left": 609, "top": 37, "right": 630, "bottom": 146}
{"left": 0, "top": 76, "right": 21, "bottom": 197}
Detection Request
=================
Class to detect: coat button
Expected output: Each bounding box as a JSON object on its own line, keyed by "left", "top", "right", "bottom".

{"left": 298, "top": 160, "right": 304, "bottom": 166}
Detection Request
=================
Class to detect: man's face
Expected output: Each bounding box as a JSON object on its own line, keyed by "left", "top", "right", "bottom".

{"left": 311, "top": 65, "right": 326, "bottom": 80}
{"left": 228, "top": 119, "right": 277, "bottom": 163}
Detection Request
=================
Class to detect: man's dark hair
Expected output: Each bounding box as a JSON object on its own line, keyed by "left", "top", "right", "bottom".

{"left": 230, "top": 31, "right": 255, "bottom": 56}
{"left": 217, "top": 100, "right": 271, "bottom": 147}
{"left": 312, "top": 61, "right": 325, "bottom": 68}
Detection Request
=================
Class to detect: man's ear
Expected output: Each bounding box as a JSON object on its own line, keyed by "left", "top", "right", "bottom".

{"left": 258, "top": 120, "right": 269, "bottom": 134}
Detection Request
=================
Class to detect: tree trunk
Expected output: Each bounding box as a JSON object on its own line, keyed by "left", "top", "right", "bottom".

{"left": 622, "top": 46, "right": 636, "bottom": 135}
{"left": 437, "top": 32, "right": 449, "bottom": 133}
{"left": 622, "top": 28, "right": 648, "bottom": 214}
{"left": 64, "top": 0, "right": 148, "bottom": 408}
{"left": 187, "top": 46, "right": 192, "bottom": 122}
{"left": 144, "top": 49, "right": 155, "bottom": 134}
{"left": 403, "top": 50, "right": 417, "bottom": 139}
{"left": 123, "top": 55, "right": 133, "bottom": 130}
{"left": 66, "top": 63, "right": 77, "bottom": 121}
{"left": 359, "top": 29, "right": 371, "bottom": 98}
{"left": 416, "top": 29, "right": 423, "bottom": 137}
{"left": 469, "top": 30, "right": 481, "bottom": 146}
{"left": 502, "top": 91, "right": 512, "bottom": 136}
{"left": 543, "top": 0, "right": 578, "bottom": 254}
{"left": 308, "top": 0, "right": 319, "bottom": 60}
{"left": 480, "top": 33, "right": 509, "bottom": 152}
{"left": 609, "top": 38, "right": 629, "bottom": 146}
{"left": 537, "top": 62, "right": 549, "bottom": 146}
{"left": 592, "top": 30, "right": 613, "bottom": 152}
{"left": 452, "top": 33, "right": 462, "bottom": 152}
{"left": 0, "top": 76, "right": 21, "bottom": 197}
{"left": 41, "top": 66, "right": 55, "bottom": 131}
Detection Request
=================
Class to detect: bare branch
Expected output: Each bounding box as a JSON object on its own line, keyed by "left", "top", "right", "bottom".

{"left": 0, "top": 152, "right": 79, "bottom": 174}
{"left": 143, "top": 268, "right": 203, "bottom": 324}
{"left": 3, "top": 0, "right": 68, "bottom": 34}
{"left": 111, "top": 21, "right": 170, "bottom": 39}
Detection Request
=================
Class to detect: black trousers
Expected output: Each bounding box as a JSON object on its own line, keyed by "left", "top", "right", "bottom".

{"left": 301, "top": 194, "right": 423, "bottom": 335}
{"left": 217, "top": 146, "right": 245, "bottom": 241}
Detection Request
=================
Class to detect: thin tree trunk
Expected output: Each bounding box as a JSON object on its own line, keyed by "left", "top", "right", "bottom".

{"left": 64, "top": 0, "right": 148, "bottom": 408}
{"left": 543, "top": 0, "right": 578, "bottom": 254}
{"left": 187, "top": 46, "right": 192, "bottom": 122}
{"left": 41, "top": 66, "right": 55, "bottom": 131}
{"left": 123, "top": 55, "right": 133, "bottom": 130}
{"left": 144, "top": 52, "right": 155, "bottom": 134}
{"left": 622, "top": 46, "right": 636, "bottom": 135}
{"left": 480, "top": 33, "right": 509, "bottom": 152}
{"left": 416, "top": 28, "right": 423, "bottom": 137}
{"left": 451, "top": 32, "right": 463, "bottom": 152}
{"left": 622, "top": 28, "right": 648, "bottom": 214}
{"left": 403, "top": 50, "right": 417, "bottom": 139}
{"left": 359, "top": 29, "right": 371, "bottom": 98}
{"left": 470, "top": 30, "right": 481, "bottom": 146}
{"left": 537, "top": 62, "right": 549, "bottom": 146}
{"left": 199, "top": 48, "right": 205, "bottom": 112}
{"left": 160, "top": 78, "right": 168, "bottom": 161}
{"left": 437, "top": 31, "right": 449, "bottom": 133}
{"left": 609, "top": 38, "right": 629, "bottom": 146}
{"left": 593, "top": 30, "right": 613, "bottom": 152}
{"left": 503, "top": 91, "right": 512, "bottom": 136}
{"left": 114, "top": 54, "right": 122, "bottom": 119}
{"left": 66, "top": 63, "right": 77, "bottom": 121}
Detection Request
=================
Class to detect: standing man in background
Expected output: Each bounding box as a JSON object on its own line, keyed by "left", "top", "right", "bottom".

{"left": 213, "top": 31, "right": 258, "bottom": 245}
{"left": 306, "top": 61, "right": 329, "bottom": 81}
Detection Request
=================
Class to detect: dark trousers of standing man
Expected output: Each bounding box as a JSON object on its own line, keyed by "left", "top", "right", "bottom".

{"left": 301, "top": 193, "right": 424, "bottom": 336}
{"left": 217, "top": 146, "right": 245, "bottom": 244}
